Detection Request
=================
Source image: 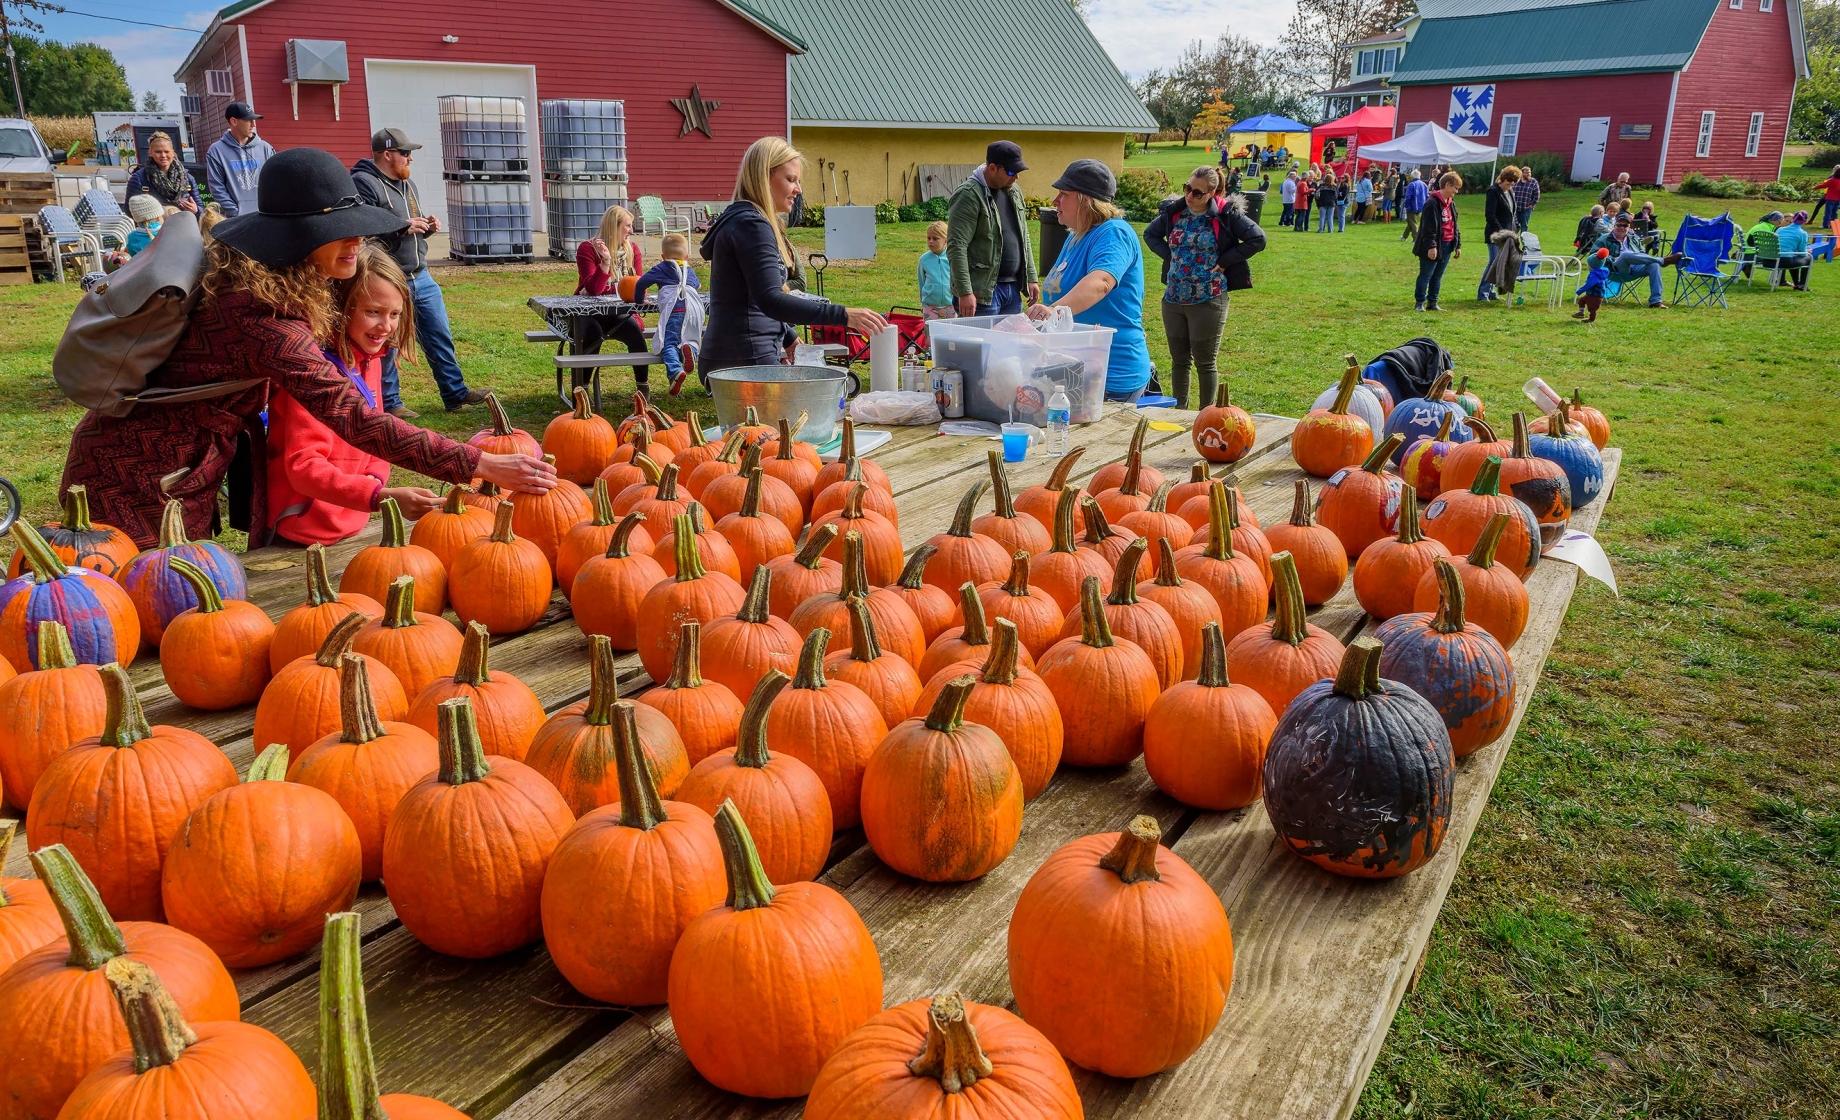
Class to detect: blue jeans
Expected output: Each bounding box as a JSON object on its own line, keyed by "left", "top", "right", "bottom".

{"left": 1334, "top": 203, "right": 1347, "bottom": 231}
{"left": 1415, "top": 243, "right": 1454, "bottom": 307}
{"left": 382, "top": 269, "right": 470, "bottom": 409}
{"left": 1104, "top": 384, "right": 1146, "bottom": 405}
{"left": 1609, "top": 253, "right": 1666, "bottom": 304}
{"left": 1823, "top": 199, "right": 1839, "bottom": 227}
{"left": 1293, "top": 205, "right": 1309, "bottom": 231}
{"left": 1515, "top": 206, "right": 1533, "bottom": 233}
{"left": 1477, "top": 239, "right": 1504, "bottom": 300}
{"left": 1317, "top": 205, "right": 1332, "bottom": 232}
{"left": 976, "top": 281, "right": 1023, "bottom": 316}
{"left": 1279, "top": 203, "right": 1294, "bottom": 227}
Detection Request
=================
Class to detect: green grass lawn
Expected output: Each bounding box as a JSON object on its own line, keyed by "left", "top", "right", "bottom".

{"left": 2, "top": 186, "right": 1837, "bottom": 1117}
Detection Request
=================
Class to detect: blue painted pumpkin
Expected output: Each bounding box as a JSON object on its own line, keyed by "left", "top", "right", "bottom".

{"left": 1376, "top": 558, "right": 1516, "bottom": 758}
{"left": 1262, "top": 636, "right": 1454, "bottom": 879}
{"left": 1527, "top": 405, "right": 1605, "bottom": 511}
{"left": 0, "top": 521, "right": 142, "bottom": 672}
{"left": 1382, "top": 373, "right": 1472, "bottom": 466}
{"left": 118, "top": 500, "right": 250, "bottom": 648}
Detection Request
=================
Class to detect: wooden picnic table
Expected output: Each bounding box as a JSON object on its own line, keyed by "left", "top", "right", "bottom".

{"left": 3, "top": 402, "right": 1620, "bottom": 1119}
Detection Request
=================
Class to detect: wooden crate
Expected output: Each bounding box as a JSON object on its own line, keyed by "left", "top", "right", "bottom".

{"left": 0, "top": 173, "right": 56, "bottom": 217}
{"left": 0, "top": 214, "right": 31, "bottom": 284}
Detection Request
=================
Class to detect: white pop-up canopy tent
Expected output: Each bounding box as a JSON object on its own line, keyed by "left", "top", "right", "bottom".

{"left": 1359, "top": 121, "right": 1499, "bottom": 167}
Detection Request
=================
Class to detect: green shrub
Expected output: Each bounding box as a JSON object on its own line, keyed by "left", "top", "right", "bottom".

{"left": 1761, "top": 180, "right": 1806, "bottom": 201}
{"left": 1800, "top": 145, "right": 1840, "bottom": 170}
{"left": 797, "top": 202, "right": 825, "bottom": 228}
{"left": 1123, "top": 138, "right": 1140, "bottom": 159}
{"left": 897, "top": 203, "right": 926, "bottom": 223}
{"left": 874, "top": 201, "right": 900, "bottom": 224}
{"left": 923, "top": 196, "right": 950, "bottom": 222}
{"left": 1115, "top": 167, "right": 1171, "bottom": 223}
{"left": 1680, "top": 173, "right": 1754, "bottom": 199}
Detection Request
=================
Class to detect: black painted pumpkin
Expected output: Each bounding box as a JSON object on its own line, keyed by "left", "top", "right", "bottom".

{"left": 1262, "top": 636, "right": 1454, "bottom": 879}
{"left": 1375, "top": 558, "right": 1516, "bottom": 758}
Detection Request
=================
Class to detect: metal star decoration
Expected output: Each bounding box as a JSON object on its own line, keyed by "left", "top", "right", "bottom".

{"left": 671, "top": 86, "right": 720, "bottom": 138}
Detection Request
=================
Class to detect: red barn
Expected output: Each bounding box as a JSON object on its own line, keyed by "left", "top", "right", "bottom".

{"left": 1387, "top": 0, "right": 1810, "bottom": 185}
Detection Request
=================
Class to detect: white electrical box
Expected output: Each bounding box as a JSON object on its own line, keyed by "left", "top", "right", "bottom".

{"left": 824, "top": 205, "right": 876, "bottom": 262}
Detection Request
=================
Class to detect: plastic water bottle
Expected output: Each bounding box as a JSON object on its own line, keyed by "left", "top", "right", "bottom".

{"left": 1046, "top": 383, "right": 1072, "bottom": 456}
{"left": 1522, "top": 376, "right": 1564, "bottom": 413}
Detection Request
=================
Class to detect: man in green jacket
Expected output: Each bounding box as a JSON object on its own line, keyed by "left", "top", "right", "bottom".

{"left": 946, "top": 141, "right": 1039, "bottom": 316}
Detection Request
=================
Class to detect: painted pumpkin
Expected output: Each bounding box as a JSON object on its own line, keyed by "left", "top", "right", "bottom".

{"left": 1498, "top": 411, "right": 1573, "bottom": 546}
{"left": 1378, "top": 558, "right": 1517, "bottom": 757}
{"left": 1422, "top": 456, "right": 1542, "bottom": 580}
{"left": 1527, "top": 402, "right": 1606, "bottom": 512}
{"left": 1381, "top": 372, "right": 1473, "bottom": 466}
{"left": 6, "top": 486, "right": 137, "bottom": 580}
{"left": 1310, "top": 355, "right": 1387, "bottom": 439}
{"left": 1192, "top": 381, "right": 1257, "bottom": 462}
{"left": 1398, "top": 412, "right": 1462, "bottom": 502}
{"left": 118, "top": 500, "right": 248, "bottom": 649}
{"left": 1, "top": 521, "right": 141, "bottom": 673}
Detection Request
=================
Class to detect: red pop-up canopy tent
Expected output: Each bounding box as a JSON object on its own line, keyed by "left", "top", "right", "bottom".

{"left": 1311, "top": 105, "right": 1397, "bottom": 172}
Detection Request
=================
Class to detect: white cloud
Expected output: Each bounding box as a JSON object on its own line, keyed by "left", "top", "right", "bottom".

{"left": 1083, "top": 0, "right": 1291, "bottom": 79}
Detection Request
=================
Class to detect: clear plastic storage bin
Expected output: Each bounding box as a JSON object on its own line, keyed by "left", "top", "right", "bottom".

{"left": 437, "top": 95, "right": 530, "bottom": 174}
{"left": 540, "top": 99, "right": 628, "bottom": 177}
{"left": 445, "top": 180, "right": 533, "bottom": 259}
{"left": 545, "top": 179, "right": 630, "bottom": 257}
{"left": 924, "top": 316, "right": 1114, "bottom": 426}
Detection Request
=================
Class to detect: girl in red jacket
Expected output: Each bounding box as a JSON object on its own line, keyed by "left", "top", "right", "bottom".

{"left": 266, "top": 244, "right": 440, "bottom": 546}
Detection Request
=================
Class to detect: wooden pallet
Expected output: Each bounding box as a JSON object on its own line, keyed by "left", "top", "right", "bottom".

{"left": 0, "top": 173, "right": 55, "bottom": 217}
{"left": 0, "top": 215, "right": 33, "bottom": 284}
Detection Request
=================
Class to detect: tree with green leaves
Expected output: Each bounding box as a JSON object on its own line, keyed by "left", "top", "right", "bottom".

{"left": 0, "top": 32, "right": 133, "bottom": 116}
{"left": 1280, "top": 0, "right": 1416, "bottom": 88}
{"left": 141, "top": 89, "right": 167, "bottom": 113}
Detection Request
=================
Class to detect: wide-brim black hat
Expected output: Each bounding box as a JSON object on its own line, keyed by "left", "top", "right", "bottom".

{"left": 213, "top": 148, "right": 407, "bottom": 269}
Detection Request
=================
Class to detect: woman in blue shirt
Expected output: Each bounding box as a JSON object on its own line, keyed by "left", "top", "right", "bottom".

{"left": 1028, "top": 159, "right": 1152, "bottom": 402}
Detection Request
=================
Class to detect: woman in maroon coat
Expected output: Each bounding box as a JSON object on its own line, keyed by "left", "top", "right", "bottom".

{"left": 62, "top": 148, "right": 553, "bottom": 547}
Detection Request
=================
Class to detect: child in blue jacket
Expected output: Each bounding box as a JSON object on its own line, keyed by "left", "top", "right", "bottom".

{"left": 633, "top": 233, "right": 705, "bottom": 394}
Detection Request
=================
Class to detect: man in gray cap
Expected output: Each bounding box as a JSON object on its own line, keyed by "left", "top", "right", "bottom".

{"left": 1590, "top": 210, "right": 1683, "bottom": 308}
{"left": 204, "top": 102, "right": 273, "bottom": 218}
{"left": 946, "top": 140, "right": 1039, "bottom": 316}
{"left": 352, "top": 128, "right": 488, "bottom": 416}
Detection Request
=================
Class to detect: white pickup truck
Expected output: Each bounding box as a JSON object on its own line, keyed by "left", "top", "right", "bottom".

{"left": 0, "top": 118, "right": 66, "bottom": 174}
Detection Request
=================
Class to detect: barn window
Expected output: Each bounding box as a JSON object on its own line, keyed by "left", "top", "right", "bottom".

{"left": 1729, "top": 0, "right": 1741, "bottom": 9}
{"left": 1746, "top": 112, "right": 1766, "bottom": 157}
{"left": 1499, "top": 114, "right": 1521, "bottom": 157}
{"left": 205, "top": 69, "right": 235, "bottom": 97}
{"left": 1696, "top": 111, "right": 1716, "bottom": 157}
{"left": 1761, "top": 0, "right": 1773, "bottom": 10}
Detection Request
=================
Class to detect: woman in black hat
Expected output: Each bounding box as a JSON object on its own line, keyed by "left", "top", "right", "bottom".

{"left": 1026, "top": 158, "right": 1153, "bottom": 402}
{"left": 62, "top": 147, "right": 554, "bottom": 547}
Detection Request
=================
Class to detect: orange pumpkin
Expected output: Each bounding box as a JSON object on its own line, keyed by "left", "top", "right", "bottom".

{"left": 1117, "top": 481, "right": 1193, "bottom": 557}
{"left": 1496, "top": 411, "right": 1573, "bottom": 546}
{"left": 1437, "top": 416, "right": 1510, "bottom": 495}
{"left": 1291, "top": 359, "right": 1374, "bottom": 478}
{"left": 1136, "top": 538, "right": 1223, "bottom": 680}
{"left": 558, "top": 478, "right": 651, "bottom": 596}
{"left": 975, "top": 552, "right": 1065, "bottom": 662}
{"left": 160, "top": 744, "right": 361, "bottom": 968}
{"left": 730, "top": 405, "right": 779, "bottom": 448}
{"left": 269, "top": 543, "right": 380, "bottom": 674}
{"left": 467, "top": 391, "right": 541, "bottom": 460}
{"left": 1092, "top": 453, "right": 1156, "bottom": 524}
{"left": 635, "top": 514, "right": 747, "bottom": 684}
{"left": 1031, "top": 487, "right": 1111, "bottom": 614}
{"left": 0, "top": 820, "right": 61, "bottom": 974}
{"left": 0, "top": 621, "right": 107, "bottom": 810}
{"left": 761, "top": 418, "right": 819, "bottom": 516}
{"left": 921, "top": 483, "right": 1010, "bottom": 594}
{"left": 971, "top": 450, "right": 1051, "bottom": 556}
{"left": 792, "top": 533, "right": 927, "bottom": 669}
{"left": 913, "top": 618, "right": 1062, "bottom": 801}
{"left": 526, "top": 634, "right": 691, "bottom": 815}
{"left": 811, "top": 416, "right": 892, "bottom": 496}
{"left": 652, "top": 502, "right": 741, "bottom": 583}
{"left": 637, "top": 620, "right": 746, "bottom": 765}
{"left": 1012, "top": 445, "right": 1087, "bottom": 537}
{"left": 1057, "top": 537, "right": 1183, "bottom": 689}
{"left": 1164, "top": 461, "right": 1219, "bottom": 522}
{"left": 715, "top": 469, "right": 797, "bottom": 585}
{"left": 1191, "top": 380, "right": 1256, "bottom": 463}
{"left": 1144, "top": 622, "right": 1277, "bottom": 809}
{"left": 287, "top": 654, "right": 440, "bottom": 881}
{"left": 919, "top": 581, "right": 1035, "bottom": 683}
{"left": 450, "top": 501, "right": 555, "bottom": 636}
{"left": 1422, "top": 456, "right": 1542, "bottom": 580}
{"left": 705, "top": 445, "right": 803, "bottom": 538}
{"left": 254, "top": 612, "right": 409, "bottom": 765}
{"left": 616, "top": 460, "right": 693, "bottom": 527}
{"left": 1177, "top": 479, "right": 1259, "bottom": 532}
{"left": 410, "top": 486, "right": 496, "bottom": 574}
{"left": 598, "top": 447, "right": 659, "bottom": 501}
{"left": 645, "top": 402, "right": 695, "bottom": 454}
{"left": 1225, "top": 551, "right": 1347, "bottom": 715}
{"left": 884, "top": 542, "right": 959, "bottom": 644}
{"left": 1089, "top": 417, "right": 1166, "bottom": 495}
{"left": 571, "top": 512, "right": 667, "bottom": 647}
{"left": 699, "top": 566, "right": 802, "bottom": 703}
{"left": 26, "top": 664, "right": 238, "bottom": 921}
{"left": 667, "top": 409, "right": 718, "bottom": 476}
{"left": 1007, "top": 815, "right": 1234, "bottom": 1077}
{"left": 668, "top": 802, "right": 883, "bottom": 1098}
{"left": 339, "top": 498, "right": 447, "bottom": 614}
{"left": 1380, "top": 557, "right": 1517, "bottom": 757}
{"left": 1413, "top": 512, "right": 1530, "bottom": 647}
{"left": 763, "top": 523, "right": 843, "bottom": 620}
{"left": 541, "top": 700, "right": 724, "bottom": 1006}
{"left": 543, "top": 385, "right": 618, "bottom": 484}
{"left": 1172, "top": 480, "right": 1268, "bottom": 640}
{"left": 682, "top": 430, "right": 746, "bottom": 500}
{"left": 1352, "top": 486, "right": 1451, "bottom": 622}
{"left": 159, "top": 556, "right": 274, "bottom": 710}
{"left": 1077, "top": 495, "right": 1153, "bottom": 583}
{"left": 810, "top": 458, "right": 901, "bottom": 528}
{"left": 678, "top": 671, "right": 832, "bottom": 883}
{"left": 1035, "top": 575, "right": 1161, "bottom": 767}
{"left": 407, "top": 621, "right": 545, "bottom": 762}
{"left": 511, "top": 457, "right": 594, "bottom": 569}
{"left": 1264, "top": 479, "right": 1348, "bottom": 607}
{"left": 1531, "top": 387, "right": 1609, "bottom": 449}
{"left": 765, "top": 627, "right": 888, "bottom": 829}
{"left": 813, "top": 482, "right": 905, "bottom": 587}
{"left": 823, "top": 596, "right": 925, "bottom": 732}
{"left": 5, "top": 486, "right": 137, "bottom": 580}
{"left": 1315, "top": 432, "right": 1407, "bottom": 559}
{"left": 353, "top": 575, "right": 464, "bottom": 698}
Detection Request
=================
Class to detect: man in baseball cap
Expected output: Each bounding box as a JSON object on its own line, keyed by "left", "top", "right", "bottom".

{"left": 352, "top": 127, "right": 489, "bottom": 417}
{"left": 945, "top": 139, "right": 1039, "bottom": 316}
{"left": 204, "top": 101, "right": 274, "bottom": 218}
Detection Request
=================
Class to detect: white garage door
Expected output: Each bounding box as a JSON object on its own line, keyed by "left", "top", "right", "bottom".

{"left": 363, "top": 59, "right": 543, "bottom": 232}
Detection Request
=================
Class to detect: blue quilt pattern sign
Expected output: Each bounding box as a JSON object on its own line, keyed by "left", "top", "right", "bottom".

{"left": 1447, "top": 84, "right": 1495, "bottom": 136}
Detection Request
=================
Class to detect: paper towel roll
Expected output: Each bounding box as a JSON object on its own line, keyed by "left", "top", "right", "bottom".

{"left": 869, "top": 325, "right": 899, "bottom": 392}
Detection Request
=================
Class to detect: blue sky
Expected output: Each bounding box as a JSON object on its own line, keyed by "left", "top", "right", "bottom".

{"left": 27, "top": 0, "right": 1290, "bottom": 110}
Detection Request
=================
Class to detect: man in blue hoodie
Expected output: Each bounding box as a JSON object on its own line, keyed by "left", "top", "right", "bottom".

{"left": 204, "top": 102, "right": 274, "bottom": 218}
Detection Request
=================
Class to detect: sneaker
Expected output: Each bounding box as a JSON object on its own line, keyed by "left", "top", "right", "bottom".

{"left": 1415, "top": 302, "right": 1426, "bottom": 312}
{"left": 668, "top": 369, "right": 690, "bottom": 396}
{"left": 444, "top": 388, "right": 490, "bottom": 412}
{"left": 1646, "top": 301, "right": 1670, "bottom": 309}
{"left": 1571, "top": 309, "right": 1587, "bottom": 320}
{"left": 1425, "top": 304, "right": 1442, "bottom": 312}
{"left": 386, "top": 403, "right": 418, "bottom": 419}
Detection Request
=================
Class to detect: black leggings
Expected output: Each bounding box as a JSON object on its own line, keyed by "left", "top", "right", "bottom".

{"left": 574, "top": 311, "right": 651, "bottom": 387}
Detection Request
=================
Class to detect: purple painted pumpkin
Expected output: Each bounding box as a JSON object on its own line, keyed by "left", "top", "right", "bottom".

{"left": 0, "top": 521, "right": 142, "bottom": 673}
{"left": 1399, "top": 412, "right": 1463, "bottom": 501}
{"left": 3, "top": 486, "right": 139, "bottom": 580}
{"left": 1382, "top": 372, "right": 1472, "bottom": 466}
{"left": 1375, "top": 558, "right": 1516, "bottom": 758}
{"left": 118, "top": 500, "right": 250, "bottom": 647}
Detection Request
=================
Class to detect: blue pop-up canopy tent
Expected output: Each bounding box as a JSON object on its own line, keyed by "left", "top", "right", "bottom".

{"left": 1226, "top": 113, "right": 1312, "bottom": 159}
{"left": 1229, "top": 113, "right": 1313, "bottom": 134}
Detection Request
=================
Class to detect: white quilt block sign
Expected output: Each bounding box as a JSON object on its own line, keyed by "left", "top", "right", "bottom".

{"left": 1447, "top": 85, "right": 1496, "bottom": 136}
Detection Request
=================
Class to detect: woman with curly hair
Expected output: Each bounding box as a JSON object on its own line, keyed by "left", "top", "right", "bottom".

{"left": 61, "top": 147, "right": 554, "bottom": 547}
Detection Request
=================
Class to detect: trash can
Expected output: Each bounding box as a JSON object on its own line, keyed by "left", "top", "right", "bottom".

{"left": 1240, "top": 190, "right": 1266, "bottom": 225}
{"left": 1038, "top": 207, "right": 1068, "bottom": 275}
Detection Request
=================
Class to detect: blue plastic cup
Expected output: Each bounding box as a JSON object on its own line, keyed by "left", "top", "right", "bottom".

{"left": 1001, "top": 423, "right": 1032, "bottom": 464}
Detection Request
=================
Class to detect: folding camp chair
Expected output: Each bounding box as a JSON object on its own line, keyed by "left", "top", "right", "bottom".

{"left": 73, "top": 189, "right": 123, "bottom": 227}
{"left": 1671, "top": 237, "right": 1741, "bottom": 309}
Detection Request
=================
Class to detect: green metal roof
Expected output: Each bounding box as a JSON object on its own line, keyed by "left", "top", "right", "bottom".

{"left": 752, "top": 0, "right": 1156, "bottom": 132}
{"left": 1391, "top": 0, "right": 1722, "bottom": 85}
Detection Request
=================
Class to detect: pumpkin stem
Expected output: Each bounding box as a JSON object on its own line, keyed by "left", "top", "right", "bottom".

{"left": 34, "top": 619, "right": 78, "bottom": 670}
{"left": 671, "top": 514, "right": 707, "bottom": 582}
{"left": 1394, "top": 487, "right": 1425, "bottom": 544}
{"left": 104, "top": 957, "right": 198, "bottom": 1074}
{"left": 588, "top": 477, "right": 615, "bottom": 527}
{"left": 1127, "top": 415, "right": 1149, "bottom": 461}
{"left": 484, "top": 390, "right": 516, "bottom": 436}
{"left": 738, "top": 443, "right": 763, "bottom": 479}
{"left": 1045, "top": 444, "right": 1085, "bottom": 490}
{"left": 737, "top": 565, "right": 773, "bottom": 624}
{"left": 714, "top": 800, "right": 776, "bottom": 911}
{"left": 1201, "top": 481, "right": 1237, "bottom": 561}
{"left": 1194, "top": 621, "right": 1229, "bottom": 687}
{"left": 986, "top": 450, "right": 1020, "bottom": 518}
{"left": 908, "top": 993, "right": 993, "bottom": 1093}
{"left": 1332, "top": 636, "right": 1385, "bottom": 699}
{"left": 924, "top": 674, "right": 976, "bottom": 733}
{"left": 377, "top": 497, "right": 407, "bottom": 548}
{"left": 1426, "top": 371, "right": 1453, "bottom": 401}
{"left": 1189, "top": 461, "right": 1211, "bottom": 485}
{"left": 304, "top": 543, "right": 339, "bottom": 608}
{"left": 0, "top": 819, "right": 12, "bottom": 866}
{"left": 319, "top": 911, "right": 387, "bottom": 1119}
{"left": 685, "top": 410, "right": 708, "bottom": 448}
{"left": 490, "top": 499, "right": 518, "bottom": 544}
{"left": 584, "top": 635, "right": 621, "bottom": 726}
{"left": 454, "top": 621, "right": 493, "bottom": 686}
{"left": 633, "top": 453, "right": 663, "bottom": 486}
{"left": 1469, "top": 417, "right": 1497, "bottom": 443}
{"left": 571, "top": 385, "right": 595, "bottom": 420}
{"left": 381, "top": 575, "right": 419, "bottom": 629}
{"left": 1511, "top": 412, "right": 1532, "bottom": 459}
{"left": 315, "top": 612, "right": 368, "bottom": 669}
{"left": 1430, "top": 557, "right": 1470, "bottom": 634}
{"left": 1471, "top": 456, "right": 1504, "bottom": 497}
{"left": 1152, "top": 537, "right": 1184, "bottom": 588}
{"left": 1269, "top": 552, "right": 1310, "bottom": 647}
{"left": 612, "top": 701, "right": 667, "bottom": 831}
{"left": 949, "top": 482, "right": 985, "bottom": 537}
{"left": 981, "top": 619, "right": 1023, "bottom": 685}
{"left": 840, "top": 532, "right": 871, "bottom": 599}
{"left": 1079, "top": 495, "right": 1115, "bottom": 546}
{"left": 842, "top": 481, "right": 867, "bottom": 520}
{"left": 664, "top": 621, "right": 706, "bottom": 689}
{"left": 246, "top": 743, "right": 291, "bottom": 782}
{"left": 1433, "top": 412, "right": 1454, "bottom": 443}
{"left": 839, "top": 415, "right": 859, "bottom": 461}
{"left": 8, "top": 521, "right": 68, "bottom": 585}
{"left": 775, "top": 418, "right": 799, "bottom": 462}
{"left": 1098, "top": 815, "right": 1165, "bottom": 884}
{"left": 1049, "top": 487, "right": 1080, "bottom": 554}
{"left": 1288, "top": 478, "right": 1314, "bottom": 527}
{"left": 436, "top": 698, "right": 492, "bottom": 785}
{"left": 954, "top": 581, "right": 989, "bottom": 646}
{"left": 897, "top": 541, "right": 936, "bottom": 589}
{"left": 686, "top": 502, "right": 711, "bottom": 537}
{"left": 99, "top": 663, "right": 150, "bottom": 747}
{"left": 1001, "top": 552, "right": 1031, "bottom": 597}
{"left": 797, "top": 523, "right": 840, "bottom": 569}
{"left": 843, "top": 596, "right": 883, "bottom": 663}
{"left": 32, "top": 844, "right": 127, "bottom": 969}
{"left": 655, "top": 462, "right": 683, "bottom": 503}
{"left": 1118, "top": 449, "right": 1143, "bottom": 497}
{"left": 156, "top": 499, "right": 190, "bottom": 548}
{"left": 337, "top": 654, "right": 386, "bottom": 744}
{"left": 793, "top": 627, "right": 832, "bottom": 689}
{"left": 1362, "top": 433, "right": 1404, "bottom": 473}
{"left": 1328, "top": 357, "right": 1361, "bottom": 415}
{"left": 1468, "top": 512, "right": 1509, "bottom": 570}
{"left": 1146, "top": 480, "right": 1174, "bottom": 513}
{"left": 713, "top": 429, "right": 746, "bottom": 468}
{"left": 60, "top": 486, "right": 96, "bottom": 532}
{"left": 1550, "top": 400, "right": 1574, "bottom": 440}
{"left": 165, "top": 556, "right": 223, "bottom": 615}
{"left": 1456, "top": 375, "right": 1471, "bottom": 398}
{"left": 739, "top": 467, "right": 766, "bottom": 519}
{"left": 1105, "top": 537, "right": 1148, "bottom": 606}
{"left": 1076, "top": 575, "right": 1115, "bottom": 648}
{"left": 1214, "top": 379, "right": 1235, "bottom": 409}
{"left": 605, "top": 512, "right": 646, "bottom": 559}
{"left": 733, "top": 670, "right": 791, "bottom": 769}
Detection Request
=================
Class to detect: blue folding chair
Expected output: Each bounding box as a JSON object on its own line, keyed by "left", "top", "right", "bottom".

{"left": 1670, "top": 213, "right": 1741, "bottom": 309}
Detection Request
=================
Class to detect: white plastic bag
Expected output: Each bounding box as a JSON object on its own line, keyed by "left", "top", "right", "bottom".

{"left": 849, "top": 391, "right": 941, "bottom": 426}
{"left": 1040, "top": 305, "right": 1076, "bottom": 333}
{"left": 993, "top": 313, "right": 1038, "bottom": 337}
